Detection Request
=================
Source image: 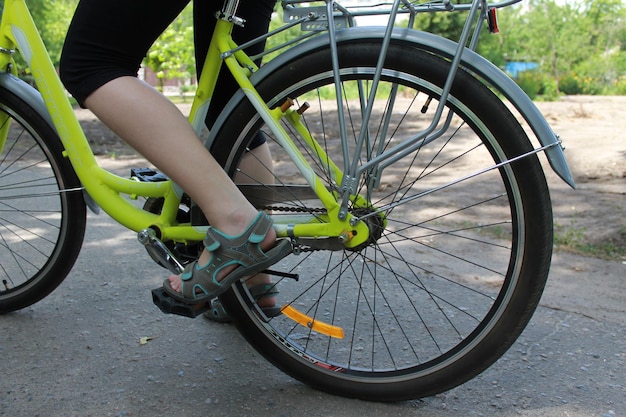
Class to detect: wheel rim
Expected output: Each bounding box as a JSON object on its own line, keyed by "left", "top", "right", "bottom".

{"left": 224, "top": 66, "right": 530, "bottom": 382}
{"left": 0, "top": 105, "right": 71, "bottom": 300}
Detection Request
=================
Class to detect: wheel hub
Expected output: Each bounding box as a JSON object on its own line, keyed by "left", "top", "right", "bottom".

{"left": 347, "top": 208, "right": 385, "bottom": 252}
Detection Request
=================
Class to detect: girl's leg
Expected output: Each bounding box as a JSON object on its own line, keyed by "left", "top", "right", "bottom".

{"left": 194, "top": 0, "right": 278, "bottom": 309}
{"left": 60, "top": 0, "right": 189, "bottom": 107}
{"left": 61, "top": 0, "right": 283, "bottom": 298}
{"left": 83, "top": 77, "right": 277, "bottom": 280}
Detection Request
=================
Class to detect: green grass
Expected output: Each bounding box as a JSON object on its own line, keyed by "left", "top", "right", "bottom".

{"left": 553, "top": 223, "right": 626, "bottom": 261}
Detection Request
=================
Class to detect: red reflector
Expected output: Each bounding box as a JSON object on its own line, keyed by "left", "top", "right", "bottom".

{"left": 488, "top": 8, "right": 499, "bottom": 34}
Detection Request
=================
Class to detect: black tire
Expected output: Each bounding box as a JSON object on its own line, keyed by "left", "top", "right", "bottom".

{"left": 0, "top": 86, "right": 86, "bottom": 313}
{"left": 211, "top": 40, "right": 553, "bottom": 400}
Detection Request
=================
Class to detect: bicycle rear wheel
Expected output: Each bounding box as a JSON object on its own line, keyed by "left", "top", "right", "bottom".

{"left": 211, "top": 40, "right": 552, "bottom": 400}
{"left": 0, "top": 84, "right": 86, "bottom": 313}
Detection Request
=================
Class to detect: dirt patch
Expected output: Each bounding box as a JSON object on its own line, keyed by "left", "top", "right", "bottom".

{"left": 533, "top": 96, "right": 625, "bottom": 258}
{"left": 78, "top": 96, "right": 626, "bottom": 259}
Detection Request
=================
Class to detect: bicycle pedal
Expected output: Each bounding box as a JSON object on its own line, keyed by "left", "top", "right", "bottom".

{"left": 130, "top": 167, "right": 168, "bottom": 182}
{"left": 151, "top": 287, "right": 211, "bottom": 318}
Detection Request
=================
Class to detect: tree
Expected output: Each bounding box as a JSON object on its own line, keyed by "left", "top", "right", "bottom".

{"left": 475, "top": 5, "right": 525, "bottom": 69}
{"left": 411, "top": 0, "right": 473, "bottom": 42}
{"left": 519, "top": 0, "right": 592, "bottom": 94}
{"left": 575, "top": 0, "right": 626, "bottom": 93}
{"left": 264, "top": 5, "right": 303, "bottom": 62}
{"left": 143, "top": 4, "right": 195, "bottom": 92}
{"left": 26, "top": 0, "right": 78, "bottom": 66}
{"left": 478, "top": 0, "right": 625, "bottom": 95}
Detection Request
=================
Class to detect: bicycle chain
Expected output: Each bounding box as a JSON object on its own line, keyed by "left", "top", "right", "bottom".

{"left": 262, "top": 205, "right": 331, "bottom": 253}
{"left": 261, "top": 205, "right": 327, "bottom": 214}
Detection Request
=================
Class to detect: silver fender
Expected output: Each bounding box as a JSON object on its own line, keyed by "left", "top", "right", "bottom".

{"left": 0, "top": 72, "right": 99, "bottom": 212}
{"left": 210, "top": 27, "right": 575, "bottom": 188}
{"left": 0, "top": 72, "right": 53, "bottom": 125}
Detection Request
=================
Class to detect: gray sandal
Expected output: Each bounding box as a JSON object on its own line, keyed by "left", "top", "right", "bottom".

{"left": 162, "top": 212, "right": 291, "bottom": 304}
{"left": 205, "top": 283, "right": 281, "bottom": 323}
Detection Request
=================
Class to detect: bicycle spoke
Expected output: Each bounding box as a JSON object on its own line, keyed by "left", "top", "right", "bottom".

{"left": 0, "top": 105, "right": 82, "bottom": 305}
{"left": 215, "top": 41, "right": 552, "bottom": 399}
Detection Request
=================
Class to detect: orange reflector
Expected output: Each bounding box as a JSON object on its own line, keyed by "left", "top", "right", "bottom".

{"left": 280, "top": 305, "right": 345, "bottom": 339}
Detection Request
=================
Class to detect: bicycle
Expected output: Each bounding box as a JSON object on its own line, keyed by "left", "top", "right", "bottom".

{"left": 0, "top": 0, "right": 575, "bottom": 401}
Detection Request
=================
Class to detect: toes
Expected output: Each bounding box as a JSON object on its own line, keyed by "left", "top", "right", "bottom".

{"left": 168, "top": 274, "right": 182, "bottom": 292}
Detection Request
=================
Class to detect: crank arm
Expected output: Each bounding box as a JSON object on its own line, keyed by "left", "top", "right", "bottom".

{"left": 137, "top": 228, "right": 184, "bottom": 275}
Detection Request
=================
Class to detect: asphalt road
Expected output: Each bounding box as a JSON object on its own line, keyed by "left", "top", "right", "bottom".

{"left": 1, "top": 192, "right": 624, "bottom": 417}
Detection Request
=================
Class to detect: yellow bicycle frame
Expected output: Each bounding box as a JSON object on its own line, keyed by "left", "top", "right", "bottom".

{"left": 0, "top": 0, "right": 191, "bottom": 238}
{"left": 0, "top": 0, "right": 370, "bottom": 247}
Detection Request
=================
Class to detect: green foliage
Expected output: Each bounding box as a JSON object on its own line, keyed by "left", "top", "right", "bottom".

{"left": 615, "top": 75, "right": 626, "bottom": 95}
{"left": 143, "top": 4, "right": 195, "bottom": 91}
{"left": 7, "top": 0, "right": 625, "bottom": 96}
{"left": 559, "top": 73, "right": 584, "bottom": 95}
{"left": 559, "top": 72, "right": 605, "bottom": 95}
{"left": 0, "top": 0, "right": 76, "bottom": 79}
{"left": 476, "top": 7, "right": 522, "bottom": 68}
{"left": 411, "top": 0, "right": 473, "bottom": 41}
{"left": 264, "top": 5, "right": 307, "bottom": 63}
{"left": 515, "top": 70, "right": 543, "bottom": 100}
{"left": 539, "top": 78, "right": 560, "bottom": 101}
{"left": 478, "top": 0, "right": 625, "bottom": 96}
{"left": 25, "top": 0, "right": 78, "bottom": 65}
{"left": 554, "top": 222, "right": 626, "bottom": 260}
{"left": 298, "top": 80, "right": 398, "bottom": 101}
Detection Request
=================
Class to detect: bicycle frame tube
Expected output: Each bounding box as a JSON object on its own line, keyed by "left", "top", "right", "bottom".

{"left": 188, "top": 10, "right": 369, "bottom": 246}
{"left": 0, "top": 0, "right": 209, "bottom": 240}
{"left": 203, "top": 13, "right": 365, "bottom": 239}
{"left": 0, "top": 0, "right": 362, "bottom": 246}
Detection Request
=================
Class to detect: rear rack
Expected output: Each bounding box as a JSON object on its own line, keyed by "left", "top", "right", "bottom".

{"left": 281, "top": 0, "right": 521, "bottom": 31}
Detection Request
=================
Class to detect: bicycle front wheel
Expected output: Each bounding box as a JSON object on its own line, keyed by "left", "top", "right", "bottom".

{"left": 0, "top": 84, "right": 86, "bottom": 313}
{"left": 211, "top": 40, "right": 553, "bottom": 400}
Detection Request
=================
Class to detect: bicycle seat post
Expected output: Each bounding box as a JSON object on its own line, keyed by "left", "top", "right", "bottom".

{"left": 219, "top": 0, "right": 245, "bottom": 26}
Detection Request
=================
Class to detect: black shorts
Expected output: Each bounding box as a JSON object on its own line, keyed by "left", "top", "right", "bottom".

{"left": 60, "top": 0, "right": 274, "bottom": 147}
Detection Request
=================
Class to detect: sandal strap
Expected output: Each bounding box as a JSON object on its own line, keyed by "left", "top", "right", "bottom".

{"left": 163, "top": 211, "right": 292, "bottom": 304}
{"left": 203, "top": 212, "right": 272, "bottom": 267}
